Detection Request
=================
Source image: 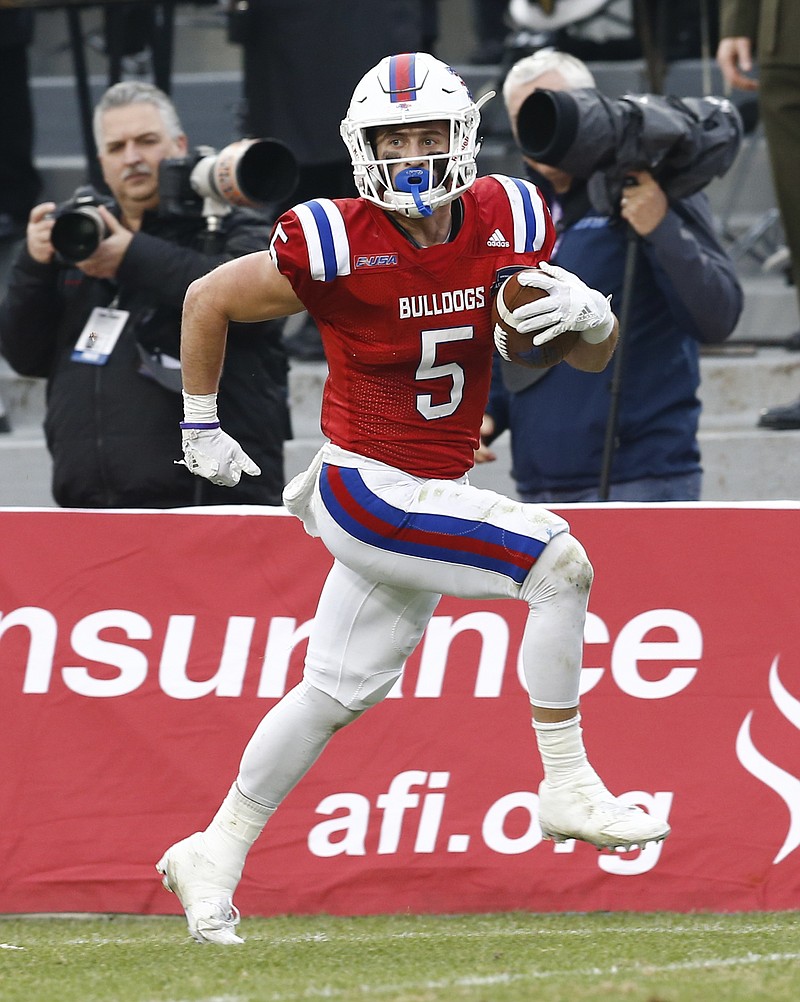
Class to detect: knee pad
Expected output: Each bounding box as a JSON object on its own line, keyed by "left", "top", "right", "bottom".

{"left": 303, "top": 661, "right": 404, "bottom": 712}
{"left": 518, "top": 531, "right": 593, "bottom": 608}
{"left": 517, "top": 532, "right": 592, "bottom": 709}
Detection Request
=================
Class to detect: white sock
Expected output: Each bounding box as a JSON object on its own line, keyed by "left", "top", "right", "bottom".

{"left": 532, "top": 713, "right": 594, "bottom": 785}
{"left": 201, "top": 782, "right": 274, "bottom": 879}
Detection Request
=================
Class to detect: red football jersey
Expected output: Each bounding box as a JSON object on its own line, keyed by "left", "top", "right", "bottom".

{"left": 270, "top": 175, "right": 555, "bottom": 478}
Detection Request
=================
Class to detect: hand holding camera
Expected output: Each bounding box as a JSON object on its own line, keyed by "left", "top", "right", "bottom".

{"left": 34, "top": 190, "right": 131, "bottom": 274}
{"left": 27, "top": 196, "right": 106, "bottom": 268}
{"left": 69, "top": 207, "right": 132, "bottom": 278}
{"left": 27, "top": 202, "right": 57, "bottom": 265}
{"left": 618, "top": 171, "right": 668, "bottom": 237}
{"left": 49, "top": 185, "right": 116, "bottom": 263}
{"left": 42, "top": 138, "right": 298, "bottom": 266}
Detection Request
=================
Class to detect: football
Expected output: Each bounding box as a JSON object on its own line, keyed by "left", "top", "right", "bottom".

{"left": 491, "top": 270, "right": 580, "bottom": 369}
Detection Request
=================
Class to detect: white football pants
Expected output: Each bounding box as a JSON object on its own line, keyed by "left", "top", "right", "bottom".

{"left": 237, "top": 448, "right": 593, "bottom": 808}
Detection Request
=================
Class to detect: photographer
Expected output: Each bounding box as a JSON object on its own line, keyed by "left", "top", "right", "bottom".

{"left": 0, "top": 81, "right": 291, "bottom": 508}
{"left": 478, "top": 49, "right": 743, "bottom": 502}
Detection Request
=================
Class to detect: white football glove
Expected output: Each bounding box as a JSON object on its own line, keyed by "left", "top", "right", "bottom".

{"left": 178, "top": 391, "right": 261, "bottom": 488}
{"left": 513, "top": 262, "right": 615, "bottom": 345}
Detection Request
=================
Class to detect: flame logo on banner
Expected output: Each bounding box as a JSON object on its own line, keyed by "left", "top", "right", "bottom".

{"left": 736, "top": 655, "right": 800, "bottom": 864}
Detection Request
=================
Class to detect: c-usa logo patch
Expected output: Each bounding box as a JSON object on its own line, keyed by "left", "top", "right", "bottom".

{"left": 354, "top": 253, "right": 399, "bottom": 269}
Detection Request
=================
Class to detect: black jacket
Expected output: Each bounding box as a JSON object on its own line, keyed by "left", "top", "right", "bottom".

{"left": 0, "top": 206, "right": 291, "bottom": 508}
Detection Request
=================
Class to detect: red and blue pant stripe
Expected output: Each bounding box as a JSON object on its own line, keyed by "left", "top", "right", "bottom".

{"left": 319, "top": 463, "right": 544, "bottom": 584}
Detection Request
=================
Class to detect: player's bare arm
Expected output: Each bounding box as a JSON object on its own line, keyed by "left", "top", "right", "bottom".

{"left": 178, "top": 251, "right": 303, "bottom": 488}
{"left": 565, "top": 316, "right": 619, "bottom": 372}
{"left": 181, "top": 250, "right": 303, "bottom": 394}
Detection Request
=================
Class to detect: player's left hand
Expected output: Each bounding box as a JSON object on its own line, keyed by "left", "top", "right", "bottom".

{"left": 514, "top": 263, "right": 614, "bottom": 345}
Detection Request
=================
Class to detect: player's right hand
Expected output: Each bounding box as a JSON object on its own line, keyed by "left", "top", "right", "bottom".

{"left": 179, "top": 425, "right": 261, "bottom": 487}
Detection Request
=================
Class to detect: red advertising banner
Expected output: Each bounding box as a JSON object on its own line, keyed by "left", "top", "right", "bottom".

{"left": 1, "top": 504, "right": 799, "bottom": 918}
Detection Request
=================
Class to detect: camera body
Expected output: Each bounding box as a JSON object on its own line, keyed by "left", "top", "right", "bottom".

{"left": 50, "top": 138, "right": 298, "bottom": 260}
{"left": 158, "top": 138, "right": 298, "bottom": 219}
{"left": 50, "top": 186, "right": 116, "bottom": 263}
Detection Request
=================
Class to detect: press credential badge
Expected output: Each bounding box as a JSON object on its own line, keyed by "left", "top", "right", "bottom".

{"left": 72, "top": 306, "right": 129, "bottom": 364}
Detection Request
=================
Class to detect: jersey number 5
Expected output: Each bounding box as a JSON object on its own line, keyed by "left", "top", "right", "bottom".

{"left": 416, "top": 326, "right": 473, "bottom": 420}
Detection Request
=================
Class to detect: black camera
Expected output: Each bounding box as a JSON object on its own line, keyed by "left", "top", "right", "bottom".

{"left": 158, "top": 138, "right": 298, "bottom": 219}
{"left": 517, "top": 88, "right": 743, "bottom": 215}
{"left": 50, "top": 185, "right": 116, "bottom": 263}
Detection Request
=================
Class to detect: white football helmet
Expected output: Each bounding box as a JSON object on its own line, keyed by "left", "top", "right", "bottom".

{"left": 340, "top": 52, "right": 494, "bottom": 218}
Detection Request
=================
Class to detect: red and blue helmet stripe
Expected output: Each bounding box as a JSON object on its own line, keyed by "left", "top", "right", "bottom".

{"left": 388, "top": 53, "right": 418, "bottom": 103}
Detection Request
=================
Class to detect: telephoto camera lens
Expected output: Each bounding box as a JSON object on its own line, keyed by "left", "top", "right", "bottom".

{"left": 516, "top": 87, "right": 742, "bottom": 215}
{"left": 50, "top": 206, "right": 108, "bottom": 263}
{"left": 50, "top": 186, "right": 114, "bottom": 263}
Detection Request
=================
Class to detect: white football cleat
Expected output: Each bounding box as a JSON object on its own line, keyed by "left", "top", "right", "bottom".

{"left": 156, "top": 832, "right": 244, "bottom": 945}
{"left": 538, "top": 768, "right": 670, "bottom": 852}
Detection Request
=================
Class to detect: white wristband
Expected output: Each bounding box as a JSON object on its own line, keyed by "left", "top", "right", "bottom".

{"left": 579, "top": 296, "right": 615, "bottom": 343}
{"left": 182, "top": 390, "right": 219, "bottom": 425}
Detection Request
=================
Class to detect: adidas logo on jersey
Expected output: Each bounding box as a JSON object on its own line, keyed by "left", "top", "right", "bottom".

{"left": 487, "top": 229, "right": 510, "bottom": 248}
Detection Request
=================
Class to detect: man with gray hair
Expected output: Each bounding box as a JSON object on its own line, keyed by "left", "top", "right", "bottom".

{"left": 478, "top": 48, "right": 743, "bottom": 501}
{"left": 0, "top": 81, "right": 291, "bottom": 507}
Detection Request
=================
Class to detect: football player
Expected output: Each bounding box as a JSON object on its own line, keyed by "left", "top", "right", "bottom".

{"left": 157, "top": 52, "right": 668, "bottom": 944}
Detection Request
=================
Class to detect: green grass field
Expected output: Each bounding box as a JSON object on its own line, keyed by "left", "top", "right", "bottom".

{"left": 1, "top": 911, "right": 799, "bottom": 1002}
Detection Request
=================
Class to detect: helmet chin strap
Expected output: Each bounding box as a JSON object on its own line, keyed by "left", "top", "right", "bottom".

{"left": 394, "top": 167, "right": 434, "bottom": 217}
